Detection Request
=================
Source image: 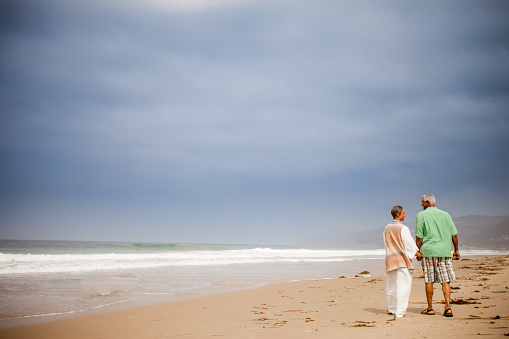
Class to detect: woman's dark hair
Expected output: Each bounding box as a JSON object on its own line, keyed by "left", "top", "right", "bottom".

{"left": 391, "top": 205, "right": 404, "bottom": 219}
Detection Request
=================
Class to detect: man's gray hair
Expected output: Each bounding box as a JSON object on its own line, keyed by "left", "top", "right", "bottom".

{"left": 422, "top": 194, "right": 436, "bottom": 205}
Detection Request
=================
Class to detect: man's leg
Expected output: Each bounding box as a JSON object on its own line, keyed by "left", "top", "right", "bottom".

{"left": 425, "top": 282, "right": 434, "bottom": 311}
{"left": 439, "top": 257, "right": 456, "bottom": 316}
{"left": 421, "top": 257, "right": 436, "bottom": 314}
{"left": 442, "top": 282, "right": 452, "bottom": 313}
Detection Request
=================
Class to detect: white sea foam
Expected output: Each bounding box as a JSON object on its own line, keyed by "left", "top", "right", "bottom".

{"left": 1, "top": 247, "right": 506, "bottom": 275}
{"left": 0, "top": 248, "right": 386, "bottom": 274}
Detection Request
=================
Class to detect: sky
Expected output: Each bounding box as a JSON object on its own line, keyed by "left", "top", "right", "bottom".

{"left": 1, "top": 0, "right": 508, "bottom": 245}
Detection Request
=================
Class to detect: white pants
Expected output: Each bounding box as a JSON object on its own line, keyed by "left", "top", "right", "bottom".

{"left": 386, "top": 268, "right": 412, "bottom": 318}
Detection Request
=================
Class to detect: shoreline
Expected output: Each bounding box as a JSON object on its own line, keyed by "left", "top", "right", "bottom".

{"left": 0, "top": 255, "right": 507, "bottom": 338}
{"left": 0, "top": 257, "right": 389, "bottom": 328}
{"left": 1, "top": 250, "right": 503, "bottom": 329}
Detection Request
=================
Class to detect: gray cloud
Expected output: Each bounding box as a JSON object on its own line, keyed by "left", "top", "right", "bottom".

{"left": 1, "top": 0, "right": 508, "bottom": 243}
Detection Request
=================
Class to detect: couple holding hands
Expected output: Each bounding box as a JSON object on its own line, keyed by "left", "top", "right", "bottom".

{"left": 384, "top": 194, "right": 460, "bottom": 319}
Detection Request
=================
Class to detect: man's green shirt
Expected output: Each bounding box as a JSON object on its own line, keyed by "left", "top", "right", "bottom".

{"left": 415, "top": 207, "right": 458, "bottom": 257}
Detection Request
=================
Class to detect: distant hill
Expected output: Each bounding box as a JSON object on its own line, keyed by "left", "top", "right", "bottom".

{"left": 453, "top": 215, "right": 509, "bottom": 250}
{"left": 305, "top": 215, "right": 509, "bottom": 250}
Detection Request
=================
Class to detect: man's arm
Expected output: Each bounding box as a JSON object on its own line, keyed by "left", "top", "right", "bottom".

{"left": 416, "top": 237, "right": 423, "bottom": 261}
{"left": 416, "top": 237, "right": 422, "bottom": 250}
{"left": 452, "top": 234, "right": 460, "bottom": 260}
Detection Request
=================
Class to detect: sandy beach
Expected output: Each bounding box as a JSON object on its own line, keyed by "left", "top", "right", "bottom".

{"left": 1, "top": 255, "right": 507, "bottom": 338}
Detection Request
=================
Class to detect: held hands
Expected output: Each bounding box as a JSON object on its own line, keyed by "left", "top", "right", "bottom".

{"left": 416, "top": 251, "right": 422, "bottom": 261}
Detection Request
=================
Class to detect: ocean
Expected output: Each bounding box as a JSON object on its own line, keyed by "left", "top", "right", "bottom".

{"left": 0, "top": 240, "right": 504, "bottom": 327}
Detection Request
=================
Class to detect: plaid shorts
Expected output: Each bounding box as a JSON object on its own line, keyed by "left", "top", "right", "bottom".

{"left": 421, "top": 257, "right": 455, "bottom": 284}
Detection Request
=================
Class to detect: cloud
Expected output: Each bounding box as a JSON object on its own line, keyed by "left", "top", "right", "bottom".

{"left": 1, "top": 0, "right": 508, "bottom": 243}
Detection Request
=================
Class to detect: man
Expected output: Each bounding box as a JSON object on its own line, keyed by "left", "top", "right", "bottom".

{"left": 416, "top": 194, "right": 460, "bottom": 317}
{"left": 384, "top": 205, "right": 421, "bottom": 319}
